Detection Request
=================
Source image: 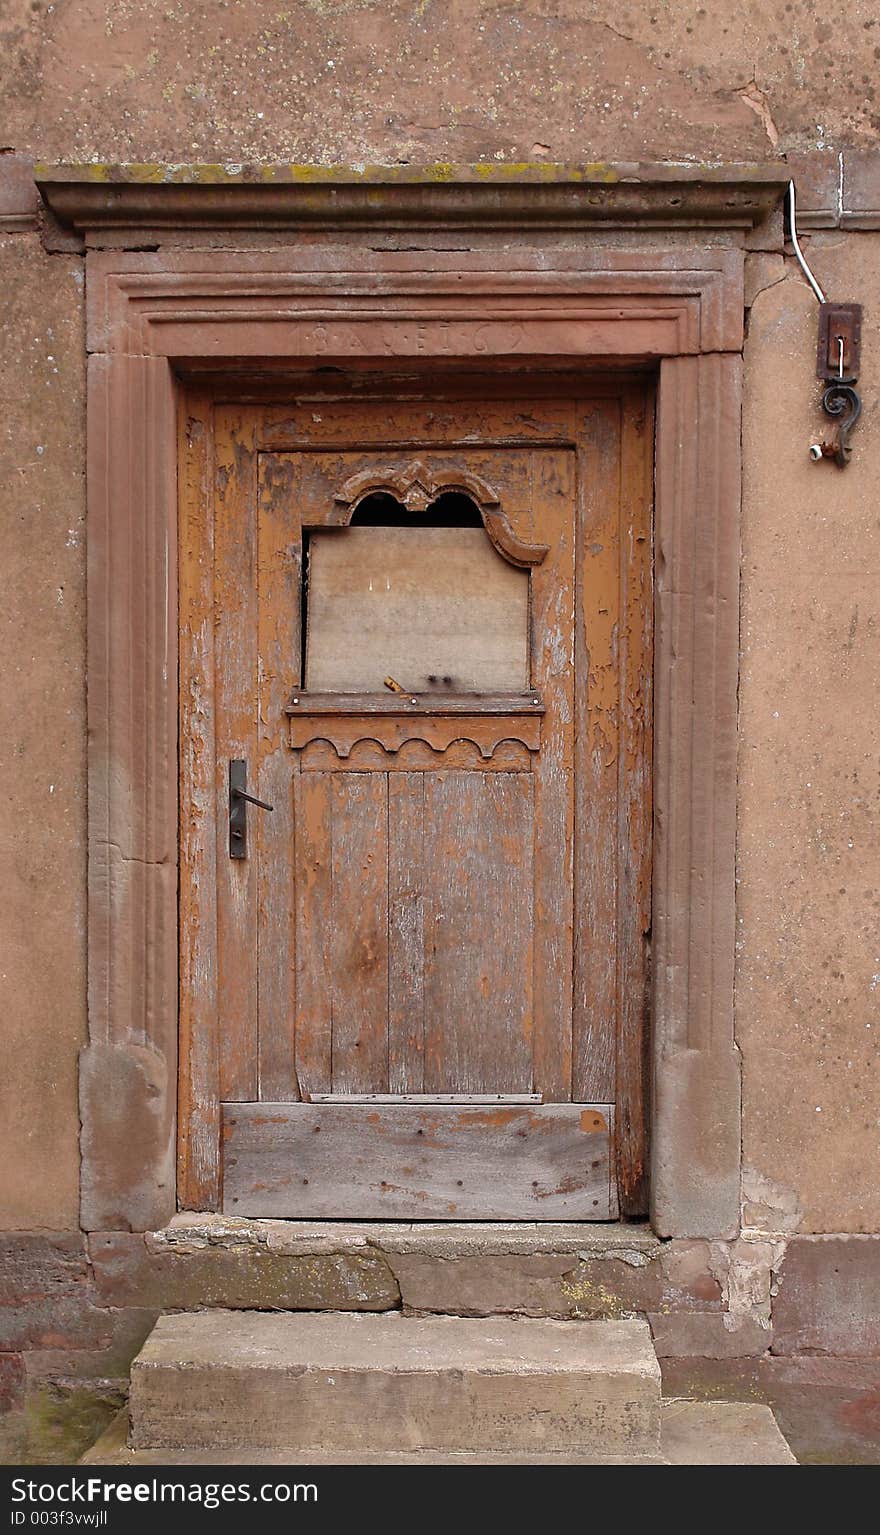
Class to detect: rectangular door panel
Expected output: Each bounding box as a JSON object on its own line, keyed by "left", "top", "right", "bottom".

{"left": 292, "top": 769, "right": 536, "bottom": 1097}
{"left": 422, "top": 772, "right": 534, "bottom": 1094}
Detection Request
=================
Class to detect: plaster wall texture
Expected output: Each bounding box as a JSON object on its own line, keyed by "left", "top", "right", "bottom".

{"left": 0, "top": 1, "right": 877, "bottom": 1237}
{"left": 1, "top": 0, "right": 880, "bottom": 164}
{"left": 0, "top": 236, "right": 86, "bottom": 1230}
{"left": 739, "top": 242, "right": 880, "bottom": 1233}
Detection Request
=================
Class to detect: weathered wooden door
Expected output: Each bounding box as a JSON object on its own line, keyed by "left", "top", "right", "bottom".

{"left": 180, "top": 388, "right": 653, "bottom": 1219}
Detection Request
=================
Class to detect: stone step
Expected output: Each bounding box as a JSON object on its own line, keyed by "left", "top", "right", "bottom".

{"left": 86, "top": 1401, "right": 797, "bottom": 1466}
{"left": 129, "top": 1311, "right": 662, "bottom": 1455}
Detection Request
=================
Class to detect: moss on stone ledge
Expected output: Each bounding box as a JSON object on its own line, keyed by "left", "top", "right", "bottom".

{"left": 1, "top": 1383, "right": 126, "bottom": 1466}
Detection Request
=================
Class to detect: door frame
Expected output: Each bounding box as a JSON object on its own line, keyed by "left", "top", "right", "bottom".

{"left": 180, "top": 391, "right": 652, "bottom": 1222}
{"left": 44, "top": 166, "right": 785, "bottom": 1239}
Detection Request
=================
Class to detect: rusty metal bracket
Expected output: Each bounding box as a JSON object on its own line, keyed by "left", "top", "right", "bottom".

{"left": 819, "top": 380, "right": 862, "bottom": 467}
{"left": 812, "top": 302, "right": 863, "bottom": 468}
{"left": 788, "top": 185, "right": 864, "bottom": 469}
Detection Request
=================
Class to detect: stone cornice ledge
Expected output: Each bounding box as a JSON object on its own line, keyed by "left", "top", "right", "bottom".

{"left": 35, "top": 161, "right": 787, "bottom": 231}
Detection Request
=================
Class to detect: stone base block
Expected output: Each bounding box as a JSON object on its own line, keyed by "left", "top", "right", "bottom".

{"left": 129, "top": 1312, "right": 662, "bottom": 1455}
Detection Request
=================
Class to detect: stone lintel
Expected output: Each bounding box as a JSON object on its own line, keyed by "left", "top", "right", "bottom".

{"left": 36, "top": 162, "right": 787, "bottom": 233}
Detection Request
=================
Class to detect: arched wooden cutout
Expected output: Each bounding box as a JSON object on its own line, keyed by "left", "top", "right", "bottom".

{"left": 334, "top": 458, "right": 549, "bottom": 569}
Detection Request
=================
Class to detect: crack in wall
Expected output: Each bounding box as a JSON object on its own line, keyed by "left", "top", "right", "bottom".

{"left": 738, "top": 81, "right": 780, "bottom": 150}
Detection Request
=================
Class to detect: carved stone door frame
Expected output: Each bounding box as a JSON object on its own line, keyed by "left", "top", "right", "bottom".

{"left": 38, "top": 164, "right": 787, "bottom": 1240}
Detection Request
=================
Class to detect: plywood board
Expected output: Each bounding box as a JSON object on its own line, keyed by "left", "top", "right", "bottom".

{"left": 305, "top": 526, "right": 529, "bottom": 693}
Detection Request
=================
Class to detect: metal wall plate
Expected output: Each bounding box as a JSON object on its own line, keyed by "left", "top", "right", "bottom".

{"left": 817, "top": 302, "right": 862, "bottom": 381}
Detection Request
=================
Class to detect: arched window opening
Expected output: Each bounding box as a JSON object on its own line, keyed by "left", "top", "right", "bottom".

{"left": 349, "top": 490, "right": 483, "bottom": 529}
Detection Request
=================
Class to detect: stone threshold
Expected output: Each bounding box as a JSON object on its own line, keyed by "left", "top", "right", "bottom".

{"left": 151, "top": 1213, "right": 662, "bottom": 1262}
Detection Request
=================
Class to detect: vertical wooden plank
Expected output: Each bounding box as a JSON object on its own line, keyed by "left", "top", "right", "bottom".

{"left": 423, "top": 773, "right": 533, "bottom": 1094}
{"left": 329, "top": 773, "right": 390, "bottom": 1093}
{"left": 530, "top": 448, "right": 577, "bottom": 1102}
{"left": 257, "top": 451, "right": 302, "bottom": 1100}
{"left": 177, "top": 389, "right": 220, "bottom": 1208}
{"left": 616, "top": 386, "right": 654, "bottom": 1216}
{"left": 293, "top": 772, "right": 333, "bottom": 1096}
{"left": 388, "top": 773, "right": 426, "bottom": 1094}
{"left": 213, "top": 406, "right": 258, "bottom": 1101}
{"left": 573, "top": 403, "right": 621, "bottom": 1103}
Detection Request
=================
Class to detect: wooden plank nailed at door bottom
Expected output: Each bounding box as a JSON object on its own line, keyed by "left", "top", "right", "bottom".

{"left": 221, "top": 1103, "right": 614, "bottom": 1220}
{"left": 309, "top": 1093, "right": 543, "bottom": 1104}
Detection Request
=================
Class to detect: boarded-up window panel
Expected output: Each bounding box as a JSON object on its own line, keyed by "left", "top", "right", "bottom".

{"left": 304, "top": 526, "right": 529, "bottom": 693}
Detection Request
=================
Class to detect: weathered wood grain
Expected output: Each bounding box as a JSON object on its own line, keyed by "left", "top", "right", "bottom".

{"left": 309, "top": 1094, "right": 543, "bottom": 1103}
{"left": 292, "top": 772, "right": 333, "bottom": 1096}
{"left": 256, "top": 452, "right": 301, "bottom": 1100}
{"left": 573, "top": 399, "right": 622, "bottom": 1104}
{"left": 286, "top": 692, "right": 544, "bottom": 715}
{"left": 222, "top": 1103, "right": 614, "bottom": 1219}
{"left": 257, "top": 397, "right": 580, "bottom": 454}
{"left": 422, "top": 772, "right": 534, "bottom": 1094}
{"left": 388, "top": 774, "right": 426, "bottom": 1094}
{"left": 615, "top": 388, "right": 654, "bottom": 1217}
{"left": 177, "top": 391, "right": 220, "bottom": 1208}
{"left": 329, "top": 772, "right": 389, "bottom": 1093}
{"left": 305, "top": 526, "right": 530, "bottom": 693}
{"left": 529, "top": 448, "right": 576, "bottom": 1103}
{"left": 213, "top": 407, "right": 258, "bottom": 1102}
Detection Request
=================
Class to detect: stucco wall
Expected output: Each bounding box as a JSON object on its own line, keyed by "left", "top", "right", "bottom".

{"left": 0, "top": 0, "right": 878, "bottom": 1236}
{"left": 740, "top": 239, "right": 880, "bottom": 1234}
{"left": 0, "top": 235, "right": 86, "bottom": 1230}
{"left": 2, "top": 0, "right": 880, "bottom": 163}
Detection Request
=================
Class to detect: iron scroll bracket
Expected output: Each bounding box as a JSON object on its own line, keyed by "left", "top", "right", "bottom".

{"left": 813, "top": 301, "right": 863, "bottom": 467}
{"left": 819, "top": 378, "right": 862, "bottom": 468}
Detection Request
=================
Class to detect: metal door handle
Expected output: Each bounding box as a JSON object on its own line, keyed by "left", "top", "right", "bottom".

{"left": 231, "top": 786, "right": 274, "bottom": 812}
{"left": 229, "top": 759, "right": 273, "bottom": 859}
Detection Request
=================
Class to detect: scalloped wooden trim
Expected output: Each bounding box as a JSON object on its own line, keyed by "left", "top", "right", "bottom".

{"left": 288, "top": 713, "right": 542, "bottom": 760}
{"left": 334, "top": 458, "right": 549, "bottom": 568}
{"left": 297, "top": 737, "right": 535, "bottom": 772}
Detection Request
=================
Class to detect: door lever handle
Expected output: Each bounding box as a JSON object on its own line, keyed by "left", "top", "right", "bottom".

{"left": 231, "top": 786, "right": 274, "bottom": 812}
{"left": 229, "top": 759, "right": 273, "bottom": 859}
